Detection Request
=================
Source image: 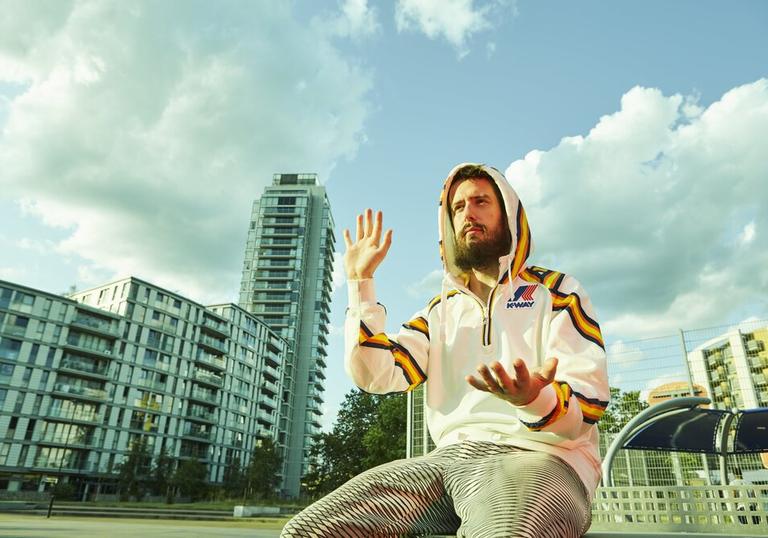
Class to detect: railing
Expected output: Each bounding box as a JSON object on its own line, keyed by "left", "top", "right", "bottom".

{"left": 47, "top": 408, "right": 99, "bottom": 423}
{"left": 196, "top": 351, "right": 225, "bottom": 370}
{"left": 71, "top": 315, "right": 119, "bottom": 336}
{"left": 199, "top": 334, "right": 227, "bottom": 353}
{"left": 193, "top": 368, "right": 223, "bottom": 386}
{"left": 201, "top": 316, "right": 228, "bottom": 335}
{"left": 189, "top": 387, "right": 218, "bottom": 404}
{"left": 53, "top": 383, "right": 106, "bottom": 400}
{"left": 591, "top": 485, "right": 767, "bottom": 535}
{"left": 59, "top": 357, "right": 109, "bottom": 377}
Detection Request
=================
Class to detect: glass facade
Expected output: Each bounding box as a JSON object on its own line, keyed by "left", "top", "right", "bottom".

{"left": 0, "top": 277, "right": 285, "bottom": 499}
{"left": 239, "top": 173, "right": 335, "bottom": 497}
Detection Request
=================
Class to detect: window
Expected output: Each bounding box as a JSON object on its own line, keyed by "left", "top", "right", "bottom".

{"left": 29, "top": 344, "right": 39, "bottom": 363}
{"left": 22, "top": 367, "right": 32, "bottom": 382}
{"left": 0, "top": 337, "right": 22, "bottom": 361}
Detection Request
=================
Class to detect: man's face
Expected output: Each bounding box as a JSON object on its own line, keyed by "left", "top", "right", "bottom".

{"left": 448, "top": 178, "right": 510, "bottom": 271}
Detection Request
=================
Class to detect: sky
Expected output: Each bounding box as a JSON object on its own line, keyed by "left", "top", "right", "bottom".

{"left": 1, "top": 0, "right": 767, "bottom": 429}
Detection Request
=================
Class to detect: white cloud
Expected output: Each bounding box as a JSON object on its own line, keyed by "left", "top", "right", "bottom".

{"left": 406, "top": 269, "right": 443, "bottom": 298}
{"left": 0, "top": 1, "right": 372, "bottom": 303}
{"left": 740, "top": 221, "right": 755, "bottom": 245}
{"left": 395, "top": 0, "right": 511, "bottom": 57}
{"left": 328, "top": 0, "right": 380, "bottom": 39}
{"left": 0, "top": 266, "right": 23, "bottom": 281}
{"left": 506, "top": 80, "right": 768, "bottom": 340}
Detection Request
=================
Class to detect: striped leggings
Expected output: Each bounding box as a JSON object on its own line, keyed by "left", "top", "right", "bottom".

{"left": 281, "top": 441, "right": 591, "bottom": 538}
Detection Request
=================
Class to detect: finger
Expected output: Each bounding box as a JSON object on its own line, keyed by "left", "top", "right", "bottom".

{"left": 539, "top": 357, "right": 558, "bottom": 383}
{"left": 372, "top": 210, "right": 383, "bottom": 244}
{"left": 378, "top": 229, "right": 393, "bottom": 255}
{"left": 343, "top": 229, "right": 352, "bottom": 248}
{"left": 356, "top": 213, "right": 363, "bottom": 241}
{"left": 477, "top": 364, "right": 503, "bottom": 393}
{"left": 364, "top": 208, "right": 373, "bottom": 237}
{"left": 512, "top": 358, "right": 530, "bottom": 387}
{"left": 466, "top": 374, "right": 491, "bottom": 393}
{"left": 491, "top": 361, "right": 519, "bottom": 394}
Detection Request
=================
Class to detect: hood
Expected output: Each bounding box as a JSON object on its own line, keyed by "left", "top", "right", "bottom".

{"left": 438, "top": 163, "right": 534, "bottom": 287}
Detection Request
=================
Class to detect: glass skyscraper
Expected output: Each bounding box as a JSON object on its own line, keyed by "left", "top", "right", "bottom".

{"left": 239, "top": 173, "right": 335, "bottom": 498}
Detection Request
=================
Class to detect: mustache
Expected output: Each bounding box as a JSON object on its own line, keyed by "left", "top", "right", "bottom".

{"left": 461, "top": 223, "right": 485, "bottom": 236}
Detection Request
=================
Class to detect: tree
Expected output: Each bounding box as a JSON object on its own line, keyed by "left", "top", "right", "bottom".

{"left": 117, "top": 437, "right": 151, "bottom": 501}
{"left": 223, "top": 455, "right": 247, "bottom": 499}
{"left": 246, "top": 438, "right": 282, "bottom": 499}
{"left": 172, "top": 459, "right": 208, "bottom": 501}
{"left": 599, "top": 387, "right": 648, "bottom": 434}
{"left": 149, "top": 448, "right": 175, "bottom": 503}
{"left": 302, "top": 390, "right": 407, "bottom": 497}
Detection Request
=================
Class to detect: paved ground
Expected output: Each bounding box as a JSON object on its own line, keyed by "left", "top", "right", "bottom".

{"left": 0, "top": 514, "right": 287, "bottom": 537}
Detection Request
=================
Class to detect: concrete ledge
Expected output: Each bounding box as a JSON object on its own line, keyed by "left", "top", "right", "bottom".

{"left": 233, "top": 505, "right": 281, "bottom": 517}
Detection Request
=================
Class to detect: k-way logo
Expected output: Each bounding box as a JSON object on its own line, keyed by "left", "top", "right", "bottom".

{"left": 506, "top": 285, "right": 536, "bottom": 309}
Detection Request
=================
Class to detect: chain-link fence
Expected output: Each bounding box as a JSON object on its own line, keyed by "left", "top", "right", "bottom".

{"left": 600, "top": 318, "right": 768, "bottom": 487}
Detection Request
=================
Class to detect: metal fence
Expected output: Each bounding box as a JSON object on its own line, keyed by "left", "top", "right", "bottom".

{"left": 599, "top": 318, "right": 768, "bottom": 487}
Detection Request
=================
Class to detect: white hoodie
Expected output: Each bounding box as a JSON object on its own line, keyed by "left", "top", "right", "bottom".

{"left": 344, "top": 163, "right": 610, "bottom": 494}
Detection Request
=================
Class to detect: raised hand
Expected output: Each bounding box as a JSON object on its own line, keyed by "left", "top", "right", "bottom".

{"left": 466, "top": 357, "right": 559, "bottom": 406}
{"left": 343, "top": 209, "right": 393, "bottom": 280}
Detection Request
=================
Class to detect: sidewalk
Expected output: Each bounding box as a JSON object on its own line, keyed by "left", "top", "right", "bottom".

{"left": 0, "top": 514, "right": 286, "bottom": 538}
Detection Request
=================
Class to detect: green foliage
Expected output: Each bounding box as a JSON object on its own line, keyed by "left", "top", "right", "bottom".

{"left": 117, "top": 437, "right": 151, "bottom": 501}
{"left": 172, "top": 458, "right": 208, "bottom": 501}
{"left": 222, "top": 455, "right": 247, "bottom": 499}
{"left": 302, "top": 390, "right": 406, "bottom": 497}
{"left": 246, "top": 438, "right": 282, "bottom": 499}
{"left": 149, "top": 448, "right": 175, "bottom": 502}
{"left": 599, "top": 387, "right": 648, "bottom": 434}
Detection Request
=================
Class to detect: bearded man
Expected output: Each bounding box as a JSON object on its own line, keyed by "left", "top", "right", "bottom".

{"left": 282, "top": 163, "right": 610, "bottom": 538}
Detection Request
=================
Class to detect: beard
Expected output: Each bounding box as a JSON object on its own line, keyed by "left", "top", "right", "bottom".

{"left": 454, "top": 224, "right": 512, "bottom": 271}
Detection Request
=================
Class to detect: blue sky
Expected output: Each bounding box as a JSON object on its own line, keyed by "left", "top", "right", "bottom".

{"left": 1, "top": 0, "right": 767, "bottom": 428}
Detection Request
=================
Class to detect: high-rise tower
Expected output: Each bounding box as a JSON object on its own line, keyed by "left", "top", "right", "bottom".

{"left": 239, "top": 173, "right": 334, "bottom": 497}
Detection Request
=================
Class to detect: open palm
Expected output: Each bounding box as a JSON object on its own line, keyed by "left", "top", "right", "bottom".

{"left": 343, "top": 209, "right": 393, "bottom": 280}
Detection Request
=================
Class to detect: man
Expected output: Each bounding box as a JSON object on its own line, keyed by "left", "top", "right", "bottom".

{"left": 282, "top": 163, "right": 610, "bottom": 537}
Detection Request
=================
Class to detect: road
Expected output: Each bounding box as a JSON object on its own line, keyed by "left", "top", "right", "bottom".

{"left": 0, "top": 514, "right": 285, "bottom": 537}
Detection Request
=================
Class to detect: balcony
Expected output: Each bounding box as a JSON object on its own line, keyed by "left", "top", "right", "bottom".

{"left": 136, "top": 377, "right": 167, "bottom": 392}
{"left": 63, "top": 338, "right": 115, "bottom": 360}
{"left": 186, "top": 406, "right": 215, "bottom": 423}
{"left": 182, "top": 423, "right": 213, "bottom": 441}
{"left": 200, "top": 315, "right": 229, "bottom": 338}
{"left": 39, "top": 432, "right": 98, "bottom": 448}
{"left": 70, "top": 314, "right": 120, "bottom": 338}
{"left": 46, "top": 408, "right": 99, "bottom": 424}
{"left": 199, "top": 334, "right": 227, "bottom": 354}
{"left": 255, "top": 409, "right": 275, "bottom": 425}
{"left": 259, "top": 393, "right": 278, "bottom": 411}
{"left": 179, "top": 446, "right": 209, "bottom": 460}
{"left": 193, "top": 368, "right": 223, "bottom": 387}
{"left": 196, "top": 351, "right": 225, "bottom": 371}
{"left": 189, "top": 387, "right": 218, "bottom": 405}
{"left": 53, "top": 383, "right": 106, "bottom": 401}
{"left": 59, "top": 355, "right": 109, "bottom": 379}
{"left": 261, "top": 379, "right": 279, "bottom": 395}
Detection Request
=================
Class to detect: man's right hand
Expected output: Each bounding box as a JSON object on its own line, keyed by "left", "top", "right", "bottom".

{"left": 343, "top": 209, "right": 393, "bottom": 280}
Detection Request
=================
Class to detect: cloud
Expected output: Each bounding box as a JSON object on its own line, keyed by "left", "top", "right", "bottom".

{"left": 395, "top": 0, "right": 511, "bottom": 57}
{"left": 506, "top": 80, "right": 768, "bottom": 340}
{"left": 327, "top": 0, "right": 380, "bottom": 39}
{"left": 0, "top": 1, "right": 372, "bottom": 303}
{"left": 406, "top": 269, "right": 443, "bottom": 298}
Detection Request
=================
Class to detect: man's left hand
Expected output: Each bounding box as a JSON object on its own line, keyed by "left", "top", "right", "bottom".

{"left": 466, "top": 357, "right": 558, "bottom": 406}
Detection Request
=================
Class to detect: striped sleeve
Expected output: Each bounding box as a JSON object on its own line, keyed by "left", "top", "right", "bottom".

{"left": 516, "top": 270, "right": 610, "bottom": 438}
{"left": 345, "top": 279, "right": 430, "bottom": 394}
